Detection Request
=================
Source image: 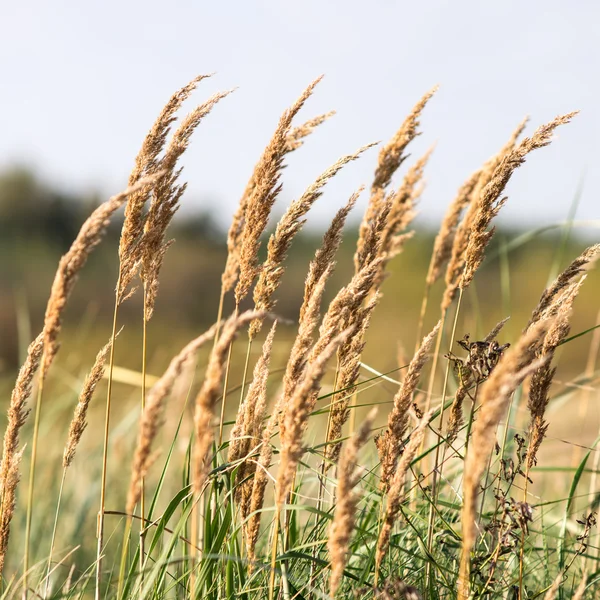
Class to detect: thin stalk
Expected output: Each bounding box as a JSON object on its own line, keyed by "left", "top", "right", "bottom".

{"left": 239, "top": 338, "right": 253, "bottom": 407}
{"left": 95, "top": 274, "right": 122, "bottom": 600}
{"left": 44, "top": 468, "right": 67, "bottom": 598}
{"left": 23, "top": 372, "right": 46, "bottom": 599}
{"left": 218, "top": 304, "right": 239, "bottom": 446}
{"left": 139, "top": 285, "right": 148, "bottom": 577}
{"left": 415, "top": 282, "right": 432, "bottom": 354}
{"left": 116, "top": 517, "right": 133, "bottom": 600}
{"left": 424, "top": 288, "right": 463, "bottom": 594}
{"left": 213, "top": 288, "right": 226, "bottom": 350}
{"left": 268, "top": 506, "right": 281, "bottom": 600}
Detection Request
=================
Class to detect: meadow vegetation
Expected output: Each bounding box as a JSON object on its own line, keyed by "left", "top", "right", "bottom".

{"left": 0, "top": 75, "right": 599, "bottom": 600}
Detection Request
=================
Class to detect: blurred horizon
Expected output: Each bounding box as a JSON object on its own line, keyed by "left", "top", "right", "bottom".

{"left": 2, "top": 1, "right": 600, "bottom": 233}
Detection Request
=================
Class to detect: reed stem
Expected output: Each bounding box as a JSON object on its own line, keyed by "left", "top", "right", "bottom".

{"left": 44, "top": 467, "right": 66, "bottom": 598}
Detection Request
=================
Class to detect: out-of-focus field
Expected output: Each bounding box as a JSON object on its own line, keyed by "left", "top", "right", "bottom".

{"left": 0, "top": 166, "right": 598, "bottom": 577}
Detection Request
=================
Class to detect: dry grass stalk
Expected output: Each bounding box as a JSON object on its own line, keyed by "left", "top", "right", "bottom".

{"left": 356, "top": 87, "right": 437, "bottom": 275}
{"left": 222, "top": 100, "right": 331, "bottom": 296}
{"left": 245, "top": 393, "right": 283, "bottom": 564}
{"left": 140, "top": 91, "right": 233, "bottom": 319}
{"left": 376, "top": 321, "right": 441, "bottom": 490}
{"left": 228, "top": 322, "right": 277, "bottom": 516}
{"left": 280, "top": 192, "right": 360, "bottom": 416}
{"left": 0, "top": 334, "right": 43, "bottom": 504}
{"left": 543, "top": 574, "right": 562, "bottom": 600}
{"left": 461, "top": 112, "right": 577, "bottom": 290}
{"left": 526, "top": 244, "right": 600, "bottom": 331}
{"left": 441, "top": 118, "right": 529, "bottom": 311}
{"left": 193, "top": 311, "right": 265, "bottom": 494}
{"left": 63, "top": 339, "right": 113, "bottom": 468}
{"left": 328, "top": 408, "right": 377, "bottom": 597}
{"left": 375, "top": 410, "right": 433, "bottom": 575}
{"left": 285, "top": 111, "right": 336, "bottom": 152}
{"left": 426, "top": 168, "right": 482, "bottom": 287}
{"left": 0, "top": 449, "right": 25, "bottom": 576}
{"left": 118, "top": 75, "right": 211, "bottom": 299}
{"left": 276, "top": 327, "right": 354, "bottom": 507}
{"left": 234, "top": 77, "right": 323, "bottom": 306}
{"left": 484, "top": 316, "right": 511, "bottom": 343}
{"left": 42, "top": 173, "right": 162, "bottom": 378}
{"left": 526, "top": 276, "right": 587, "bottom": 470}
{"left": 324, "top": 292, "right": 379, "bottom": 465}
{"left": 458, "top": 320, "right": 552, "bottom": 600}
{"left": 126, "top": 323, "right": 219, "bottom": 513}
{"left": 572, "top": 574, "right": 587, "bottom": 600}
{"left": 249, "top": 143, "right": 375, "bottom": 338}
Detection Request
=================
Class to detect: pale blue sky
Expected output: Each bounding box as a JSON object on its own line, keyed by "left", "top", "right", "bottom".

{"left": 1, "top": 1, "right": 598, "bottom": 231}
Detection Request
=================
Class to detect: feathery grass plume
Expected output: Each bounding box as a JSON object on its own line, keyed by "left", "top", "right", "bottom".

{"left": 458, "top": 320, "right": 551, "bottom": 600}
{"left": 446, "top": 386, "right": 468, "bottom": 444}
{"left": 63, "top": 339, "right": 113, "bottom": 468}
{"left": 375, "top": 410, "right": 433, "bottom": 575}
{"left": 42, "top": 174, "right": 162, "bottom": 378}
{"left": 140, "top": 90, "right": 233, "bottom": 319}
{"left": 355, "top": 86, "right": 437, "bottom": 271}
{"left": 426, "top": 168, "right": 482, "bottom": 287}
{"left": 285, "top": 111, "right": 336, "bottom": 152}
{"left": 324, "top": 292, "right": 379, "bottom": 465}
{"left": 246, "top": 393, "right": 282, "bottom": 564}
{"left": 118, "top": 75, "right": 211, "bottom": 299}
{"left": 249, "top": 143, "right": 376, "bottom": 338}
{"left": 228, "top": 322, "right": 277, "bottom": 515}
{"left": 0, "top": 334, "right": 43, "bottom": 504}
{"left": 126, "top": 323, "right": 218, "bottom": 514}
{"left": 328, "top": 408, "right": 377, "bottom": 597}
{"left": 441, "top": 118, "right": 529, "bottom": 311}
{"left": 526, "top": 277, "right": 586, "bottom": 470}
{"left": 484, "top": 316, "right": 511, "bottom": 343}
{"left": 222, "top": 102, "right": 332, "bottom": 296}
{"left": 0, "top": 449, "right": 25, "bottom": 576}
{"left": 193, "top": 311, "right": 265, "bottom": 494}
{"left": 376, "top": 321, "right": 441, "bottom": 490}
{"left": 234, "top": 77, "right": 323, "bottom": 306}
{"left": 280, "top": 191, "right": 360, "bottom": 412}
{"left": 461, "top": 112, "right": 577, "bottom": 290}
{"left": 371, "top": 148, "right": 432, "bottom": 286}
{"left": 526, "top": 244, "right": 600, "bottom": 330}
{"left": 276, "top": 327, "right": 354, "bottom": 507}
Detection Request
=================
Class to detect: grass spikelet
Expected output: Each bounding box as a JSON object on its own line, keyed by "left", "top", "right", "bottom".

{"left": 249, "top": 143, "right": 376, "bottom": 338}
{"left": 285, "top": 111, "right": 336, "bottom": 152}
{"left": 126, "top": 323, "right": 218, "bottom": 513}
{"left": 376, "top": 321, "right": 441, "bottom": 490}
{"left": 118, "top": 75, "right": 211, "bottom": 298}
{"left": 0, "top": 334, "right": 43, "bottom": 502}
{"left": 441, "top": 117, "right": 529, "bottom": 311}
{"left": 543, "top": 574, "right": 562, "bottom": 600}
{"left": 375, "top": 410, "right": 433, "bottom": 577}
{"left": 356, "top": 86, "right": 437, "bottom": 276}
{"left": 324, "top": 292, "right": 379, "bottom": 465}
{"left": 63, "top": 339, "right": 113, "bottom": 468}
{"left": 140, "top": 90, "right": 233, "bottom": 319}
{"left": 461, "top": 112, "right": 578, "bottom": 289}
{"left": 458, "top": 320, "right": 551, "bottom": 600}
{"left": 426, "top": 168, "right": 482, "bottom": 287}
{"left": 228, "top": 322, "right": 277, "bottom": 515}
{"left": 43, "top": 174, "right": 162, "bottom": 377}
{"left": 192, "top": 311, "right": 265, "bottom": 494}
{"left": 526, "top": 275, "right": 587, "bottom": 470}
{"left": 328, "top": 407, "right": 377, "bottom": 597}
{"left": 277, "top": 326, "right": 354, "bottom": 507}
{"left": 0, "top": 449, "right": 25, "bottom": 576}
{"left": 234, "top": 77, "right": 323, "bottom": 306}
{"left": 572, "top": 574, "right": 587, "bottom": 600}
{"left": 526, "top": 244, "right": 600, "bottom": 330}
